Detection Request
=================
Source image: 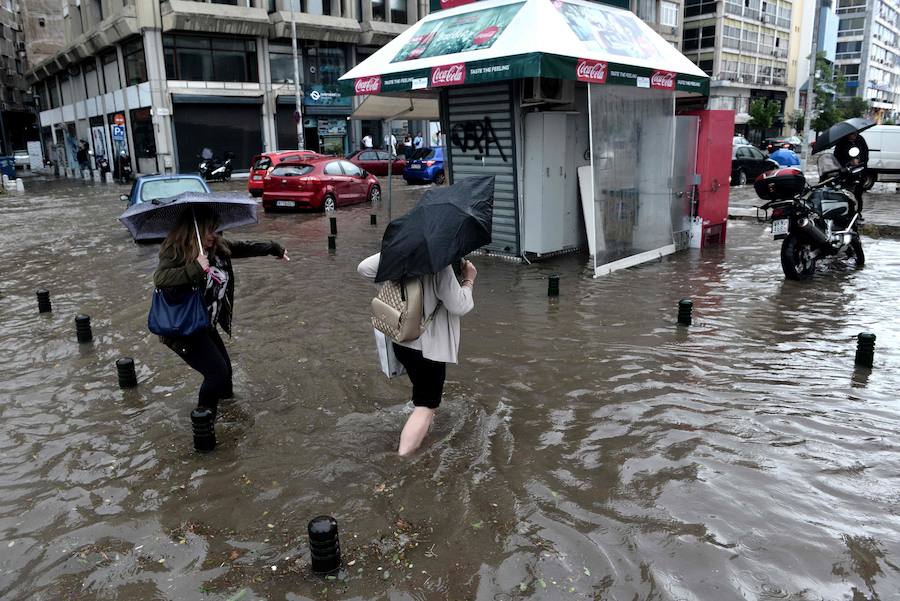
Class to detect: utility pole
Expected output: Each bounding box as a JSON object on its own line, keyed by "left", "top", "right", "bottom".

{"left": 290, "top": 1, "right": 306, "bottom": 151}
{"left": 801, "top": 0, "right": 821, "bottom": 171}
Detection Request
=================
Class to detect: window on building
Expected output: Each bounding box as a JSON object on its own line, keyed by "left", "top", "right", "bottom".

{"left": 389, "top": 0, "right": 407, "bottom": 22}
{"left": 637, "top": 0, "right": 656, "bottom": 22}
{"left": 838, "top": 16, "right": 865, "bottom": 34}
{"left": 683, "top": 28, "right": 700, "bottom": 51}
{"left": 48, "top": 78, "right": 60, "bottom": 108}
{"left": 59, "top": 73, "right": 71, "bottom": 105}
{"left": 836, "top": 40, "right": 863, "bottom": 57}
{"left": 311, "top": 46, "right": 345, "bottom": 85}
{"left": 122, "top": 37, "right": 148, "bottom": 85}
{"left": 163, "top": 35, "right": 259, "bottom": 82}
{"left": 698, "top": 59, "right": 714, "bottom": 75}
{"left": 685, "top": 0, "right": 716, "bottom": 16}
{"left": 723, "top": 24, "right": 741, "bottom": 49}
{"left": 130, "top": 107, "right": 157, "bottom": 159}
{"left": 84, "top": 60, "right": 101, "bottom": 98}
{"left": 372, "top": 0, "right": 385, "bottom": 21}
{"left": 101, "top": 51, "right": 120, "bottom": 92}
{"left": 270, "top": 45, "right": 303, "bottom": 84}
{"left": 660, "top": 1, "right": 678, "bottom": 26}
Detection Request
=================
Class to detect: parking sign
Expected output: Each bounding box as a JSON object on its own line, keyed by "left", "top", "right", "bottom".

{"left": 112, "top": 125, "right": 125, "bottom": 141}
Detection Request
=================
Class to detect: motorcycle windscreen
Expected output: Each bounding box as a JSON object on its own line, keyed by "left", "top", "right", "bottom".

{"left": 588, "top": 85, "right": 678, "bottom": 276}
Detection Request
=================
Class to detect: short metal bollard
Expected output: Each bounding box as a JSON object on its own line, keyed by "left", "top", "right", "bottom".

{"left": 370, "top": 214, "right": 377, "bottom": 226}
{"left": 308, "top": 515, "right": 341, "bottom": 575}
{"left": 191, "top": 407, "right": 216, "bottom": 452}
{"left": 854, "top": 332, "right": 876, "bottom": 368}
{"left": 677, "top": 299, "right": 693, "bottom": 326}
{"left": 328, "top": 235, "right": 336, "bottom": 250}
{"left": 548, "top": 274, "right": 560, "bottom": 297}
{"left": 36, "top": 289, "right": 52, "bottom": 313}
{"left": 116, "top": 357, "right": 138, "bottom": 389}
{"left": 329, "top": 216, "right": 337, "bottom": 236}
{"left": 75, "top": 314, "right": 93, "bottom": 343}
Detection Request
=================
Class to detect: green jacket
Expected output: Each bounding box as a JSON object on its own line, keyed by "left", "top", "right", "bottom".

{"left": 153, "top": 238, "right": 284, "bottom": 336}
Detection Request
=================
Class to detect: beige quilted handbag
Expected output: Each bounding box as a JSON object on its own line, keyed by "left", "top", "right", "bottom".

{"left": 371, "top": 278, "right": 440, "bottom": 343}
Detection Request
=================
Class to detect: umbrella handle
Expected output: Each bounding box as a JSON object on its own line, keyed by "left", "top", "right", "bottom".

{"left": 192, "top": 208, "right": 206, "bottom": 256}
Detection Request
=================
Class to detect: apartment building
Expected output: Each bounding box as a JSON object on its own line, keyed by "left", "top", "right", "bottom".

{"left": 631, "top": 0, "right": 685, "bottom": 46}
{"left": 0, "top": 0, "right": 31, "bottom": 155}
{"left": 681, "top": 0, "right": 795, "bottom": 138}
{"left": 834, "top": 0, "right": 900, "bottom": 120}
{"left": 26, "top": 0, "right": 425, "bottom": 175}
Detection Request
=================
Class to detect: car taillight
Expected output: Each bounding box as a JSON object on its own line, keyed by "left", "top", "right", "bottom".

{"left": 425, "top": 160, "right": 436, "bottom": 167}
{"left": 771, "top": 207, "right": 786, "bottom": 218}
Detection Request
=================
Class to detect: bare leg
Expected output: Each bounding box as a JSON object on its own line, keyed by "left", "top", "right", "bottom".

{"left": 398, "top": 407, "right": 435, "bottom": 456}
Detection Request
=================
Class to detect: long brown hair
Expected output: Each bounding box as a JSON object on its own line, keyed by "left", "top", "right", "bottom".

{"left": 159, "top": 207, "right": 230, "bottom": 263}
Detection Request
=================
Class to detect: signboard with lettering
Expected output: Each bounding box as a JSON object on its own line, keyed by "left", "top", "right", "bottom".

{"left": 112, "top": 125, "right": 126, "bottom": 141}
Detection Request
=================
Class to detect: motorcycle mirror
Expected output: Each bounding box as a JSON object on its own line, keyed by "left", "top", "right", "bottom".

{"left": 849, "top": 146, "right": 860, "bottom": 158}
{"left": 119, "top": 194, "right": 129, "bottom": 202}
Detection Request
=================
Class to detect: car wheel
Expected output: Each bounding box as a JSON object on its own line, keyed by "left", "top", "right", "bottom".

{"left": 862, "top": 171, "right": 877, "bottom": 191}
{"left": 323, "top": 194, "right": 337, "bottom": 212}
{"left": 368, "top": 185, "right": 381, "bottom": 204}
{"left": 433, "top": 171, "right": 446, "bottom": 185}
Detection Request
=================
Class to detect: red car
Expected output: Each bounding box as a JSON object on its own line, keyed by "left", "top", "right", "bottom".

{"left": 346, "top": 149, "right": 407, "bottom": 176}
{"left": 262, "top": 158, "right": 381, "bottom": 212}
{"left": 248, "top": 150, "right": 324, "bottom": 197}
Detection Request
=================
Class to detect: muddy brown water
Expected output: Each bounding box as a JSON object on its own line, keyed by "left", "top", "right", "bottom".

{"left": 1, "top": 178, "right": 899, "bottom": 600}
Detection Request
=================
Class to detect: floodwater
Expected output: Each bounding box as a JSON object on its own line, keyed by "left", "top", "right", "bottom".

{"left": 1, "top": 177, "right": 899, "bottom": 601}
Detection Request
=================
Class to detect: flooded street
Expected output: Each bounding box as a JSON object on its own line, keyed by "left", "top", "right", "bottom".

{"left": 2, "top": 177, "right": 899, "bottom": 600}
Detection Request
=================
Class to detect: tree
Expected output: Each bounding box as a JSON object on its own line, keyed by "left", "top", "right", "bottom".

{"left": 838, "top": 95, "right": 870, "bottom": 119}
{"left": 748, "top": 99, "right": 781, "bottom": 135}
{"left": 810, "top": 51, "right": 845, "bottom": 134}
{"left": 788, "top": 110, "right": 805, "bottom": 133}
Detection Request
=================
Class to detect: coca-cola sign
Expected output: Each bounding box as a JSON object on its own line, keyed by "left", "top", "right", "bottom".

{"left": 440, "top": 0, "right": 476, "bottom": 8}
{"left": 431, "top": 63, "right": 466, "bottom": 87}
{"left": 576, "top": 59, "right": 608, "bottom": 84}
{"left": 474, "top": 25, "right": 500, "bottom": 45}
{"left": 650, "top": 70, "right": 676, "bottom": 90}
{"left": 354, "top": 76, "right": 382, "bottom": 95}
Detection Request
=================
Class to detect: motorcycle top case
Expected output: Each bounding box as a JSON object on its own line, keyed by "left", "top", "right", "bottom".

{"left": 754, "top": 167, "right": 805, "bottom": 200}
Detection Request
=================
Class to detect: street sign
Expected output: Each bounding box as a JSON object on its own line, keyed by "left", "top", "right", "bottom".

{"left": 113, "top": 113, "right": 125, "bottom": 126}
{"left": 112, "top": 125, "right": 126, "bottom": 141}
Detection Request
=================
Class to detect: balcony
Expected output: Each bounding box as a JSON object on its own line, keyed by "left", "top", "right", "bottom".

{"left": 161, "top": 0, "right": 271, "bottom": 36}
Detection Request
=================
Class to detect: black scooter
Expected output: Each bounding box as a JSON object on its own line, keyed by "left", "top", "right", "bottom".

{"left": 117, "top": 152, "right": 133, "bottom": 184}
{"left": 199, "top": 151, "right": 234, "bottom": 182}
{"left": 757, "top": 150, "right": 865, "bottom": 280}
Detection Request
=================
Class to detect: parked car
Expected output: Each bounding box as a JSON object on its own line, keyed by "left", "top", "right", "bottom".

{"left": 403, "top": 147, "right": 446, "bottom": 185}
{"left": 345, "top": 149, "right": 407, "bottom": 176}
{"left": 248, "top": 150, "right": 324, "bottom": 197}
{"left": 858, "top": 124, "right": 900, "bottom": 189}
{"left": 120, "top": 174, "right": 210, "bottom": 208}
{"left": 733, "top": 135, "right": 750, "bottom": 146}
{"left": 761, "top": 136, "right": 802, "bottom": 154}
{"left": 261, "top": 158, "right": 381, "bottom": 212}
{"left": 13, "top": 149, "right": 30, "bottom": 169}
{"left": 732, "top": 144, "right": 780, "bottom": 186}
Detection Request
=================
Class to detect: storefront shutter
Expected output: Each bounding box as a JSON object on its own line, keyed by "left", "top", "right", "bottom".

{"left": 446, "top": 83, "right": 519, "bottom": 256}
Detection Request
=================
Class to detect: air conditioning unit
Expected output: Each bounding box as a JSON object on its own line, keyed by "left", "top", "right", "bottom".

{"left": 521, "top": 77, "right": 574, "bottom": 105}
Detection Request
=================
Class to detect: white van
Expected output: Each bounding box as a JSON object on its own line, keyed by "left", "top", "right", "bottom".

{"left": 862, "top": 124, "right": 900, "bottom": 189}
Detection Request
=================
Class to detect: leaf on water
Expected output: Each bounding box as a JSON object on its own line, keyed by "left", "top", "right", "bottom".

{"left": 7, "top": 542, "right": 13, "bottom": 548}
{"left": 225, "top": 589, "right": 248, "bottom": 601}
{"left": 325, "top": 575, "right": 337, "bottom": 581}
{"left": 347, "top": 559, "right": 356, "bottom": 566}
{"left": 519, "top": 582, "right": 527, "bottom": 592}
{"left": 383, "top": 570, "right": 391, "bottom": 580}
{"left": 267, "top": 524, "right": 274, "bottom": 529}
{"left": 228, "top": 550, "right": 240, "bottom": 561}
{"left": 583, "top": 567, "right": 590, "bottom": 576}
{"left": 471, "top": 521, "right": 483, "bottom": 530}
{"left": 538, "top": 579, "right": 546, "bottom": 588}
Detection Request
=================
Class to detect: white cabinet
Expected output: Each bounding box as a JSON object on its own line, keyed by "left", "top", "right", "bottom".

{"left": 522, "top": 112, "right": 580, "bottom": 255}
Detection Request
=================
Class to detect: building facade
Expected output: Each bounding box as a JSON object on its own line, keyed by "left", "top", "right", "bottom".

{"left": 681, "top": 0, "right": 795, "bottom": 140}
{"left": 0, "top": 0, "right": 32, "bottom": 155}
{"left": 834, "top": 0, "right": 900, "bottom": 121}
{"left": 630, "top": 0, "right": 685, "bottom": 46}
{"left": 26, "top": 0, "right": 425, "bottom": 175}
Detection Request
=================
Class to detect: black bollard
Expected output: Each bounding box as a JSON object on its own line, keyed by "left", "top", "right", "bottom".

{"left": 329, "top": 216, "right": 337, "bottom": 236}
{"left": 854, "top": 332, "right": 876, "bottom": 368}
{"left": 677, "top": 299, "right": 693, "bottom": 326}
{"left": 548, "top": 274, "right": 560, "bottom": 297}
{"left": 190, "top": 408, "right": 216, "bottom": 452}
{"left": 36, "top": 289, "right": 52, "bottom": 313}
{"left": 370, "top": 214, "right": 377, "bottom": 226}
{"left": 328, "top": 235, "right": 336, "bottom": 250}
{"left": 75, "top": 314, "right": 93, "bottom": 343}
{"left": 308, "top": 515, "right": 341, "bottom": 575}
{"left": 116, "top": 357, "right": 138, "bottom": 389}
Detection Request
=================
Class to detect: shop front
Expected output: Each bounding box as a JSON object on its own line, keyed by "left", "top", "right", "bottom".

{"left": 171, "top": 96, "right": 263, "bottom": 172}
{"left": 341, "top": 0, "right": 718, "bottom": 275}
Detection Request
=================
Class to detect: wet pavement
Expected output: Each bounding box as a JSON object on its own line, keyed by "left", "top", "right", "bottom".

{"left": 1, "top": 177, "right": 899, "bottom": 600}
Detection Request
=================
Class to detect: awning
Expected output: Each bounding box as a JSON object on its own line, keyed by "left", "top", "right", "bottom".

{"left": 349, "top": 95, "right": 440, "bottom": 120}
{"left": 340, "top": 0, "right": 708, "bottom": 97}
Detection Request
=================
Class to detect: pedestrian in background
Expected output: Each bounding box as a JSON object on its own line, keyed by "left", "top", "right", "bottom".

{"left": 153, "top": 207, "right": 290, "bottom": 422}
{"left": 414, "top": 132, "right": 424, "bottom": 150}
{"left": 362, "top": 134, "right": 373, "bottom": 149}
{"left": 358, "top": 254, "right": 478, "bottom": 456}
{"left": 76, "top": 141, "right": 90, "bottom": 173}
{"left": 384, "top": 132, "right": 397, "bottom": 157}
{"left": 769, "top": 144, "right": 800, "bottom": 167}
{"left": 403, "top": 135, "right": 413, "bottom": 159}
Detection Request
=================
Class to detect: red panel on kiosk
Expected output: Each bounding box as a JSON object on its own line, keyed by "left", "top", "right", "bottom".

{"left": 683, "top": 109, "right": 733, "bottom": 247}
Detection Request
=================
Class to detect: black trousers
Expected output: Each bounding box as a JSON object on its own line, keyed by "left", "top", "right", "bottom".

{"left": 392, "top": 343, "right": 446, "bottom": 409}
{"left": 853, "top": 181, "right": 865, "bottom": 215}
{"left": 165, "top": 328, "right": 233, "bottom": 414}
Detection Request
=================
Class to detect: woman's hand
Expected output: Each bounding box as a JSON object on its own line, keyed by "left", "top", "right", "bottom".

{"left": 197, "top": 251, "right": 210, "bottom": 272}
{"left": 279, "top": 250, "right": 291, "bottom": 262}
{"left": 461, "top": 259, "right": 477, "bottom": 285}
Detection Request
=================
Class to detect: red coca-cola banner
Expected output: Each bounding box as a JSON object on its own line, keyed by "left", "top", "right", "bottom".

{"left": 431, "top": 63, "right": 467, "bottom": 87}
{"left": 650, "top": 70, "right": 676, "bottom": 90}
{"left": 575, "top": 58, "right": 608, "bottom": 84}
{"left": 439, "top": 0, "right": 477, "bottom": 8}
{"left": 354, "top": 76, "right": 382, "bottom": 95}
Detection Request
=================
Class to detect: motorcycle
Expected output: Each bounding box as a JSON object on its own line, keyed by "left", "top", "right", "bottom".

{"left": 756, "top": 149, "right": 865, "bottom": 280}
{"left": 199, "top": 150, "right": 234, "bottom": 182}
{"left": 118, "top": 151, "right": 133, "bottom": 184}
{"left": 96, "top": 154, "right": 110, "bottom": 175}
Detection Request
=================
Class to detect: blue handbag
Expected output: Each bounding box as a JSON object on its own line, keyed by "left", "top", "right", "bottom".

{"left": 148, "top": 287, "right": 210, "bottom": 337}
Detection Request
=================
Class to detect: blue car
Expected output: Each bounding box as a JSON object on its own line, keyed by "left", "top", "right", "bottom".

{"left": 403, "top": 147, "right": 446, "bottom": 185}
{"left": 119, "top": 174, "right": 210, "bottom": 208}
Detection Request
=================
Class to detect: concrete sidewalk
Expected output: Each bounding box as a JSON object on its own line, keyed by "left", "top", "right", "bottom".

{"left": 728, "top": 179, "right": 900, "bottom": 237}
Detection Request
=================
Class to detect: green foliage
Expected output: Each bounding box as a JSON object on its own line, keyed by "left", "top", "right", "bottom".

{"left": 748, "top": 99, "right": 781, "bottom": 132}
{"left": 838, "top": 96, "right": 870, "bottom": 119}
{"left": 788, "top": 110, "right": 805, "bottom": 133}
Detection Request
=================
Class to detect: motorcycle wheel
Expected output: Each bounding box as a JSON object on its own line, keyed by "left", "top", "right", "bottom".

{"left": 847, "top": 237, "right": 865, "bottom": 267}
{"left": 780, "top": 235, "right": 816, "bottom": 280}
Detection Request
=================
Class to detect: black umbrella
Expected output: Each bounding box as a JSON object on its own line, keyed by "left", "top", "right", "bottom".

{"left": 375, "top": 176, "right": 494, "bottom": 283}
{"left": 811, "top": 117, "right": 877, "bottom": 154}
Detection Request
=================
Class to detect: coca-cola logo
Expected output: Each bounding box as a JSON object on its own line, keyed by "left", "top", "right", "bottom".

{"left": 440, "top": 0, "right": 476, "bottom": 8}
{"left": 474, "top": 25, "right": 500, "bottom": 45}
{"left": 354, "top": 76, "right": 382, "bottom": 95}
{"left": 576, "top": 59, "right": 608, "bottom": 84}
{"left": 431, "top": 63, "right": 466, "bottom": 87}
{"left": 650, "top": 70, "right": 676, "bottom": 90}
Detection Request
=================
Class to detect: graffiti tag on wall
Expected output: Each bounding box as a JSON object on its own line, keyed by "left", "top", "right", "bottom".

{"left": 449, "top": 116, "right": 507, "bottom": 162}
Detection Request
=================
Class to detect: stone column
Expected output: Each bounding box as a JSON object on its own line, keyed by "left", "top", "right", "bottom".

{"left": 259, "top": 36, "right": 278, "bottom": 152}
{"left": 142, "top": 28, "right": 176, "bottom": 174}
{"left": 362, "top": 0, "right": 373, "bottom": 22}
